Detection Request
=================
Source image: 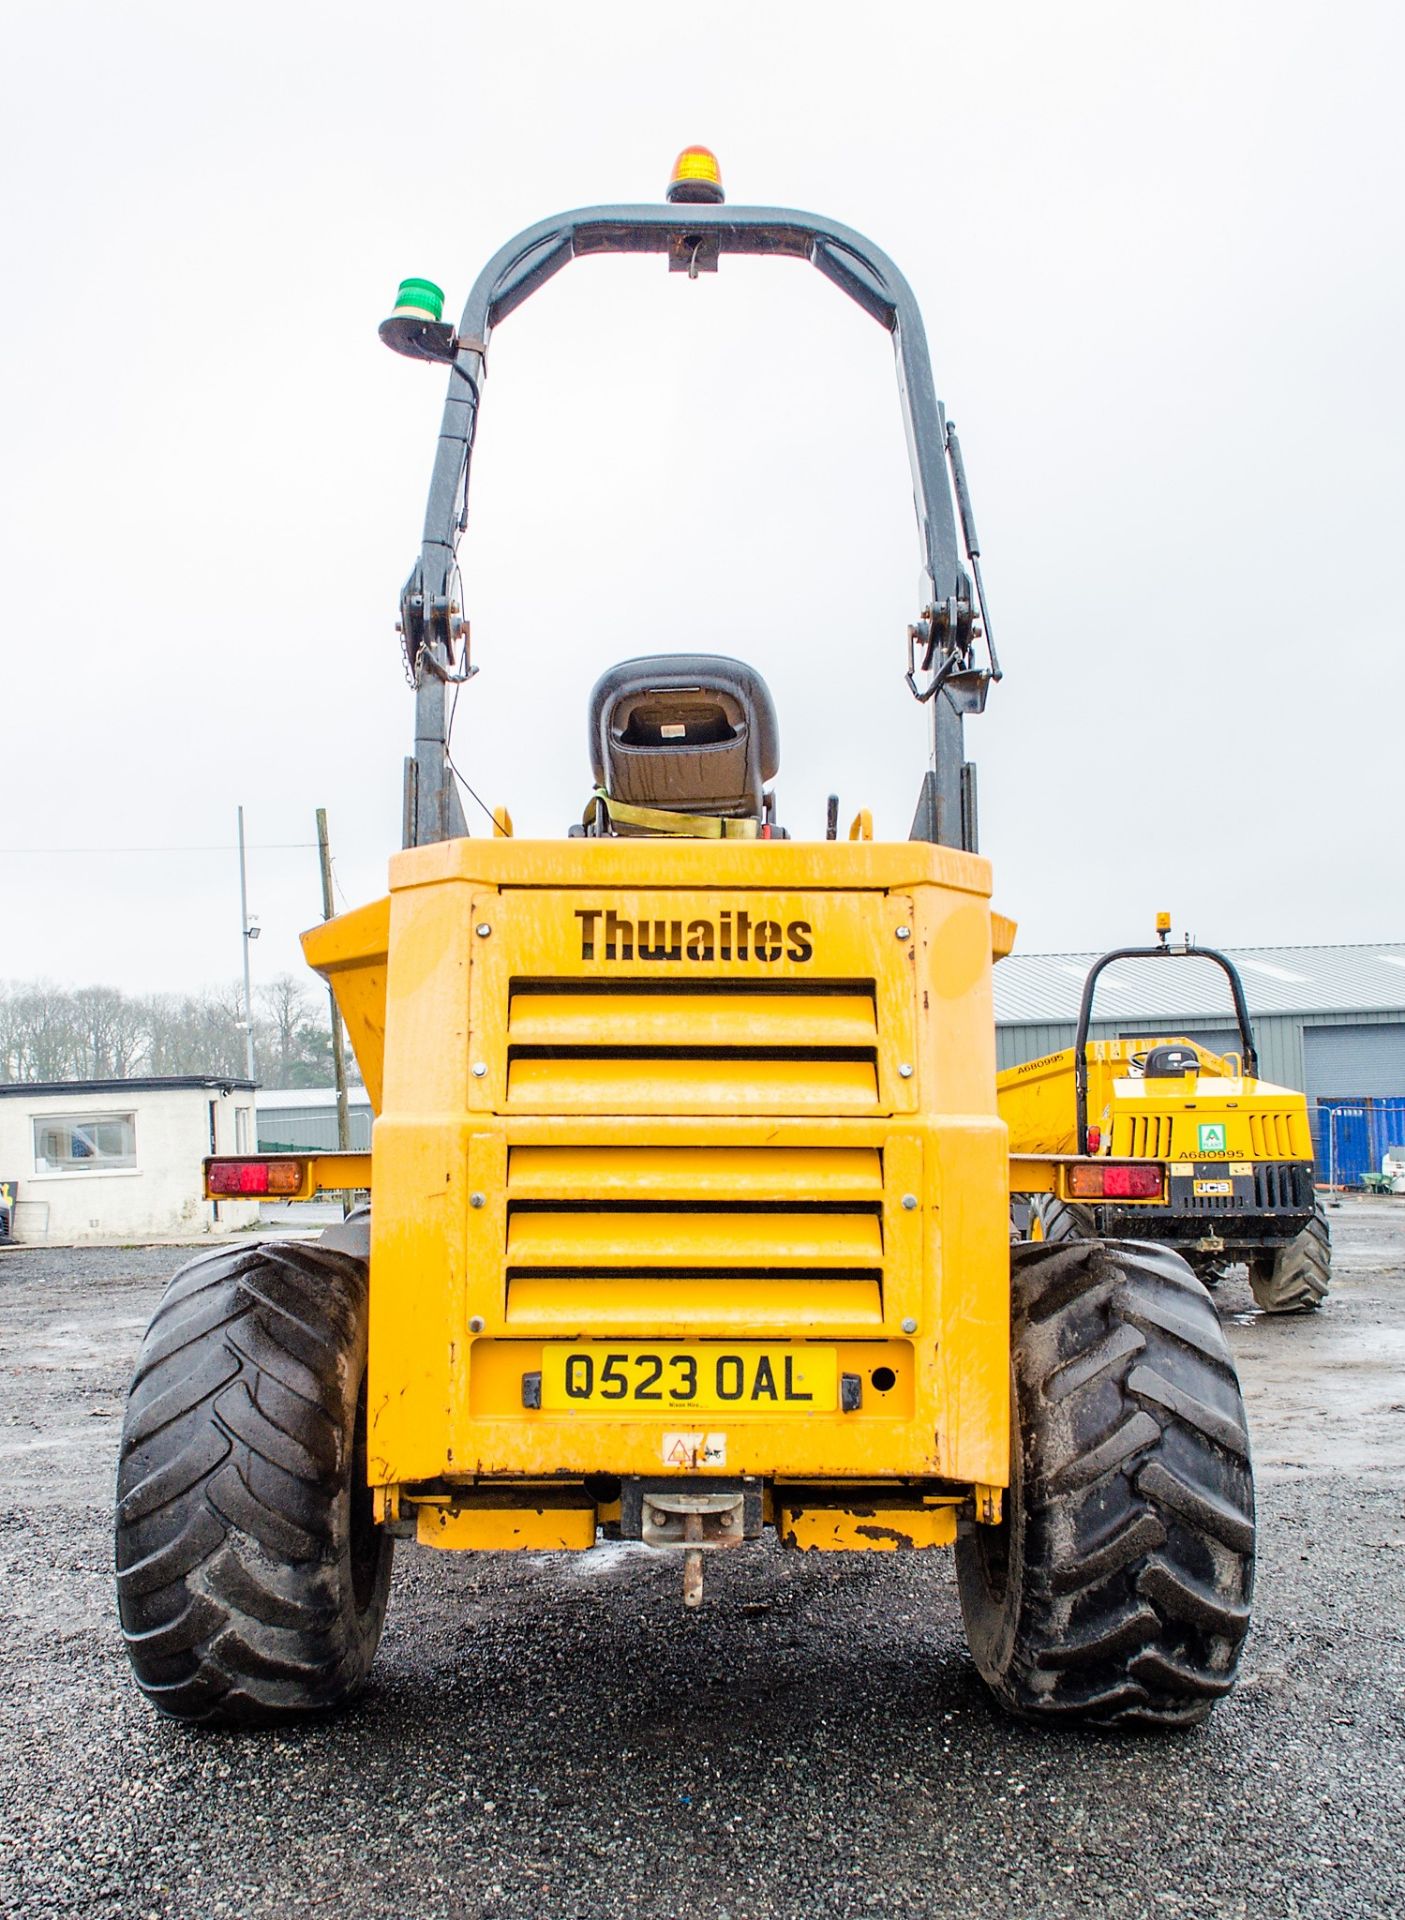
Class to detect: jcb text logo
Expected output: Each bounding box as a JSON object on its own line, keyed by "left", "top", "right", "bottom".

{"left": 575, "top": 908, "right": 813, "bottom": 963}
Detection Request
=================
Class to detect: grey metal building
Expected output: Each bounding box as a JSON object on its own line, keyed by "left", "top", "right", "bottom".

{"left": 253, "top": 948, "right": 1405, "bottom": 1159}
{"left": 256, "top": 1089, "right": 374, "bottom": 1153}
{"left": 994, "top": 943, "right": 1405, "bottom": 1111}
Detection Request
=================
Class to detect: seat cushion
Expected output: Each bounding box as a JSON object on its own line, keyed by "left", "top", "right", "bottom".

{"left": 587, "top": 654, "right": 780, "bottom": 816}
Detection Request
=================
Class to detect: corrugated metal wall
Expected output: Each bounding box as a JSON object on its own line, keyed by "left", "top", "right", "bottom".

{"left": 257, "top": 1102, "right": 374, "bottom": 1152}
{"left": 997, "top": 1010, "right": 1405, "bottom": 1092}
{"left": 1302, "top": 1023, "right": 1405, "bottom": 1101}
{"left": 997, "top": 1017, "right": 1270, "bottom": 1073}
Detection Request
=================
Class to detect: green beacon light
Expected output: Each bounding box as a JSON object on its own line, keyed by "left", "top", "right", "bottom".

{"left": 379, "top": 275, "right": 457, "bottom": 363}
{"left": 391, "top": 277, "right": 445, "bottom": 323}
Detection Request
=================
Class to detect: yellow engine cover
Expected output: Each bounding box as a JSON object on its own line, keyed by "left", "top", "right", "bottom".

{"left": 305, "top": 837, "right": 1011, "bottom": 1499}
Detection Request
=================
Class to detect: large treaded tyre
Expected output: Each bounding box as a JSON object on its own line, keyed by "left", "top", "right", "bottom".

{"left": 955, "top": 1238, "right": 1254, "bottom": 1727}
{"left": 1248, "top": 1207, "right": 1331, "bottom": 1313}
{"left": 1030, "top": 1197, "right": 1097, "bottom": 1244}
{"left": 115, "top": 1240, "right": 393, "bottom": 1725}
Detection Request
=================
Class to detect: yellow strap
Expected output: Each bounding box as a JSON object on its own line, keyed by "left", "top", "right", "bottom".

{"left": 587, "top": 789, "right": 759, "bottom": 839}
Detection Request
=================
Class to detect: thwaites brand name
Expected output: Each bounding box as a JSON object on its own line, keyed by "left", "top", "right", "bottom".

{"left": 575, "top": 907, "right": 814, "bottom": 963}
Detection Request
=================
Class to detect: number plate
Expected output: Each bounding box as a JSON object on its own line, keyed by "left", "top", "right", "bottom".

{"left": 541, "top": 1344, "right": 837, "bottom": 1412}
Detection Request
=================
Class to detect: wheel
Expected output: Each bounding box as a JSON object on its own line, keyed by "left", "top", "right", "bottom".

{"left": 1186, "top": 1255, "right": 1226, "bottom": 1292}
{"left": 1040, "top": 1196, "right": 1227, "bottom": 1286}
{"left": 956, "top": 1238, "right": 1254, "bottom": 1727}
{"left": 1030, "top": 1196, "right": 1097, "bottom": 1244}
{"left": 1248, "top": 1207, "right": 1330, "bottom": 1313}
{"left": 115, "top": 1240, "right": 393, "bottom": 1725}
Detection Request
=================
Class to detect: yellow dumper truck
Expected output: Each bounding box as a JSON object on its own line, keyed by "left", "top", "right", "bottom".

{"left": 115, "top": 152, "right": 1255, "bottom": 1730}
{"left": 1001, "top": 924, "right": 1330, "bottom": 1313}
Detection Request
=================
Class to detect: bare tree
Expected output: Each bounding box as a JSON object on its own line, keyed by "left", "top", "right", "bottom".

{"left": 255, "top": 974, "right": 332, "bottom": 1089}
{"left": 0, "top": 987, "right": 24, "bottom": 1081}
{"left": 71, "top": 985, "right": 151, "bottom": 1079}
{"left": 258, "top": 975, "right": 309, "bottom": 1084}
{"left": 0, "top": 978, "right": 334, "bottom": 1089}
{"left": 4, "top": 984, "right": 86, "bottom": 1081}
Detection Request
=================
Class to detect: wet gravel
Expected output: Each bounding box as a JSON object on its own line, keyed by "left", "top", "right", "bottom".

{"left": 1, "top": 1208, "right": 1403, "bottom": 1919}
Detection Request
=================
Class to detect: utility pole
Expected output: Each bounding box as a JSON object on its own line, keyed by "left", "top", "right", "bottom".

{"left": 316, "top": 808, "right": 352, "bottom": 1156}
{"left": 237, "top": 805, "right": 257, "bottom": 1083}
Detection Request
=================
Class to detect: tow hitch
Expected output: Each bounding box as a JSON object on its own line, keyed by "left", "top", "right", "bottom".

{"left": 623, "top": 1479, "right": 761, "bottom": 1609}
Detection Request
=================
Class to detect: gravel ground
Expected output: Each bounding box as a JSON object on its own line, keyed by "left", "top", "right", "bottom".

{"left": 1, "top": 1206, "right": 1403, "bottom": 1919}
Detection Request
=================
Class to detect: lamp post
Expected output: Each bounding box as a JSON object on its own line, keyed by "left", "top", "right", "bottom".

{"left": 237, "top": 805, "right": 259, "bottom": 1083}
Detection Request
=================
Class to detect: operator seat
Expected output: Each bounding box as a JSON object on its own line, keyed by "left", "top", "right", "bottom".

{"left": 581, "top": 654, "right": 780, "bottom": 837}
{"left": 1142, "top": 1044, "right": 1201, "bottom": 1079}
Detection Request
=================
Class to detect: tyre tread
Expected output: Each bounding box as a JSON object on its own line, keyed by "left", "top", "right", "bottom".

{"left": 1249, "top": 1207, "right": 1331, "bottom": 1313}
{"left": 115, "top": 1240, "right": 392, "bottom": 1726}
{"left": 956, "top": 1235, "right": 1255, "bottom": 1727}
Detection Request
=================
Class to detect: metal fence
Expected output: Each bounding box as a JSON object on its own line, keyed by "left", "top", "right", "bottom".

{"left": 1312, "top": 1096, "right": 1405, "bottom": 1187}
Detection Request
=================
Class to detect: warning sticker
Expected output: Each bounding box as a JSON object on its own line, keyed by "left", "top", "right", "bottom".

{"left": 1197, "top": 1122, "right": 1228, "bottom": 1154}
{"left": 662, "top": 1432, "right": 727, "bottom": 1469}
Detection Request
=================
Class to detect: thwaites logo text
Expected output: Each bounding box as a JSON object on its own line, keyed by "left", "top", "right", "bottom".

{"left": 575, "top": 908, "right": 813, "bottom": 963}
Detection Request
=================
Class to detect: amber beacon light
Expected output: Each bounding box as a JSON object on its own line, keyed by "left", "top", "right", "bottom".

{"left": 666, "top": 145, "right": 725, "bottom": 204}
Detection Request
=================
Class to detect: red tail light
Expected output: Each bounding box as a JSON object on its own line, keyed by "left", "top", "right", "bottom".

{"left": 1086, "top": 1125, "right": 1102, "bottom": 1154}
{"left": 207, "top": 1159, "right": 305, "bottom": 1197}
{"left": 1103, "top": 1164, "right": 1163, "bottom": 1198}
{"left": 1067, "top": 1162, "right": 1164, "bottom": 1200}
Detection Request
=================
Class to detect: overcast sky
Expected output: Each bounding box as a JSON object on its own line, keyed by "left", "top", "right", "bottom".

{"left": 1, "top": 1, "right": 1400, "bottom": 1000}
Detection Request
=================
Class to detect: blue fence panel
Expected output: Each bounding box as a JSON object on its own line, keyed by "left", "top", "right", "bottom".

{"left": 1313, "top": 1097, "right": 1405, "bottom": 1186}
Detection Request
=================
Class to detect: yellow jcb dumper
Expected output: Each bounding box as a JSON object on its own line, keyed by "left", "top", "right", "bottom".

{"left": 115, "top": 152, "right": 1254, "bottom": 1730}
{"left": 1001, "top": 922, "right": 1330, "bottom": 1312}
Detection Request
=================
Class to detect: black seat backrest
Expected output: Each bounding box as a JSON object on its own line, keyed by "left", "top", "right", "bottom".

{"left": 1143, "top": 1044, "right": 1200, "bottom": 1079}
{"left": 588, "top": 654, "right": 780, "bottom": 818}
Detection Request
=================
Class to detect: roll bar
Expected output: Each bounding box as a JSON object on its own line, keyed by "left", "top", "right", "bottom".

{"left": 394, "top": 202, "right": 992, "bottom": 849}
{"left": 1073, "top": 944, "right": 1261, "bottom": 1153}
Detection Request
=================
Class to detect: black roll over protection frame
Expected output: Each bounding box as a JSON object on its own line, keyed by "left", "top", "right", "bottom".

{"left": 385, "top": 193, "right": 1001, "bottom": 853}
{"left": 1073, "top": 943, "right": 1261, "bottom": 1154}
